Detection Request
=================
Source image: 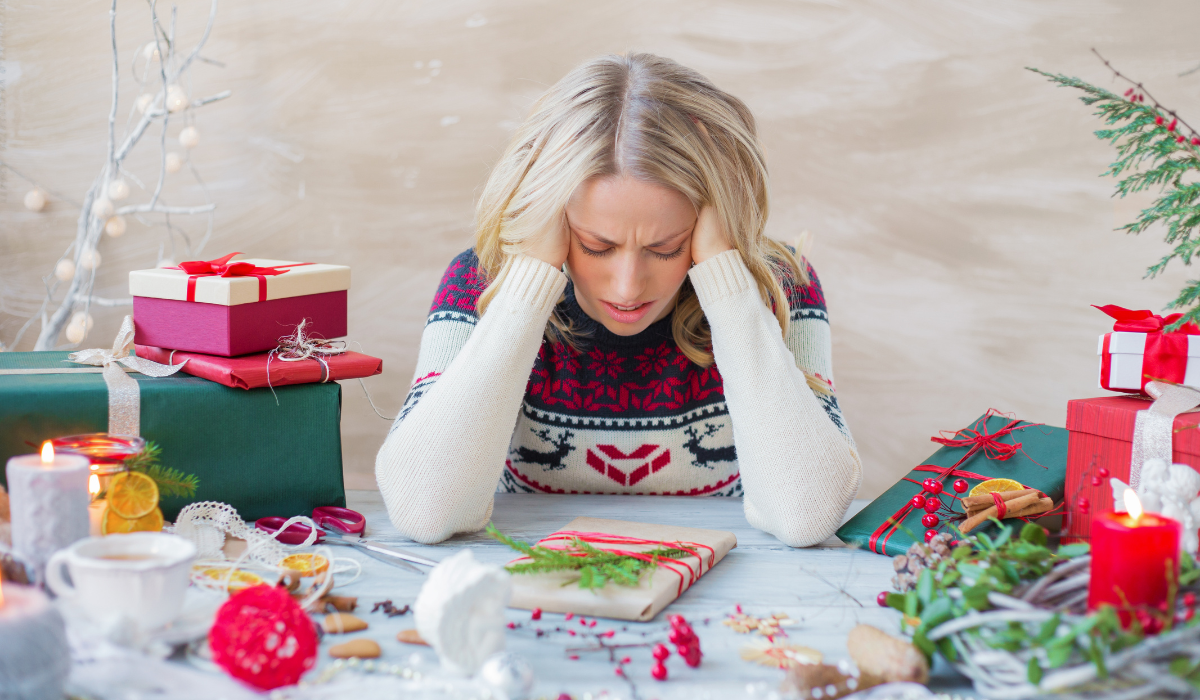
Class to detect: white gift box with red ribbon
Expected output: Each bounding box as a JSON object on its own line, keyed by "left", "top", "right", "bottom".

{"left": 1096, "top": 304, "right": 1200, "bottom": 394}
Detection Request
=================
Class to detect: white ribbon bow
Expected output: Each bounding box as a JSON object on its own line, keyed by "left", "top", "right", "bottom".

{"left": 67, "top": 315, "right": 186, "bottom": 436}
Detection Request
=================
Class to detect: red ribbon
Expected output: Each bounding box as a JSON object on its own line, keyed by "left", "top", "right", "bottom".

{"left": 1095, "top": 305, "right": 1200, "bottom": 392}
{"left": 520, "top": 530, "right": 717, "bottom": 597}
{"left": 867, "top": 410, "right": 1041, "bottom": 554}
{"left": 992, "top": 492, "right": 1008, "bottom": 519}
{"left": 170, "top": 252, "right": 312, "bottom": 303}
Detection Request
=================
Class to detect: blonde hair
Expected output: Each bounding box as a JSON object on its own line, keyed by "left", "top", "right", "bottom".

{"left": 474, "top": 52, "right": 808, "bottom": 368}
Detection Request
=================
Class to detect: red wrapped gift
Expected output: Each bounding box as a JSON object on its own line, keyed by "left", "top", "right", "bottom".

{"left": 1096, "top": 304, "right": 1200, "bottom": 394}
{"left": 130, "top": 253, "right": 350, "bottom": 357}
{"left": 1064, "top": 386, "right": 1200, "bottom": 542}
{"left": 135, "top": 344, "right": 382, "bottom": 390}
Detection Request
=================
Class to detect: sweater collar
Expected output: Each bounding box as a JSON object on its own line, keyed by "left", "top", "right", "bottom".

{"left": 561, "top": 280, "right": 675, "bottom": 348}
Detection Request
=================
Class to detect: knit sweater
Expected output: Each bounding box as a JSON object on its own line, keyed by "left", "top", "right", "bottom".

{"left": 375, "top": 249, "right": 862, "bottom": 547}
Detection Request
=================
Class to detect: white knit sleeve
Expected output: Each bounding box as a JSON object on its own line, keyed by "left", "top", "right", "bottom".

{"left": 689, "top": 250, "right": 862, "bottom": 547}
{"left": 375, "top": 255, "right": 568, "bottom": 543}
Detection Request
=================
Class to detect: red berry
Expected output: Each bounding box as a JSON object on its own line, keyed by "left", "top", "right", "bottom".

{"left": 565, "top": 612, "right": 574, "bottom": 620}
{"left": 925, "top": 480, "right": 944, "bottom": 495}
{"left": 651, "top": 662, "right": 668, "bottom": 681}
{"left": 910, "top": 495, "right": 927, "bottom": 510}
{"left": 621, "top": 656, "right": 631, "bottom": 664}
{"left": 531, "top": 608, "right": 542, "bottom": 620}
{"left": 923, "top": 497, "right": 941, "bottom": 513}
{"left": 952, "top": 479, "right": 969, "bottom": 494}
{"left": 558, "top": 695, "right": 572, "bottom": 700}
{"left": 589, "top": 620, "right": 597, "bottom": 627}
{"left": 1179, "top": 135, "right": 1187, "bottom": 143}
{"left": 1193, "top": 137, "right": 1200, "bottom": 146}
{"left": 924, "top": 529, "right": 938, "bottom": 543}
{"left": 1186, "top": 608, "right": 1196, "bottom": 622}
{"left": 683, "top": 649, "right": 702, "bottom": 668}
{"left": 602, "top": 630, "right": 615, "bottom": 638}
{"left": 615, "top": 667, "right": 624, "bottom": 677}
{"left": 668, "top": 629, "right": 684, "bottom": 644}
{"left": 1124, "top": 88, "right": 1134, "bottom": 96}
{"left": 1156, "top": 115, "right": 1165, "bottom": 125}
{"left": 1097, "top": 467, "right": 1109, "bottom": 478}
{"left": 580, "top": 618, "right": 588, "bottom": 626}
{"left": 507, "top": 622, "right": 516, "bottom": 629}
{"left": 653, "top": 643, "right": 671, "bottom": 661}
{"left": 1091, "top": 476, "right": 1102, "bottom": 487}
{"left": 1184, "top": 592, "right": 1196, "bottom": 607}
{"left": 921, "top": 513, "right": 939, "bottom": 528}
{"left": 1169, "top": 118, "right": 1178, "bottom": 132}
{"left": 676, "top": 644, "right": 690, "bottom": 657}
{"left": 568, "top": 629, "right": 576, "bottom": 636}
{"left": 921, "top": 478, "right": 934, "bottom": 492}
{"left": 877, "top": 591, "right": 890, "bottom": 607}
{"left": 568, "top": 656, "right": 579, "bottom": 662}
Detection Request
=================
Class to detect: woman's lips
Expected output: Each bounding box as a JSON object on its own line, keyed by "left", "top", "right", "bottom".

{"left": 601, "top": 300, "right": 654, "bottom": 324}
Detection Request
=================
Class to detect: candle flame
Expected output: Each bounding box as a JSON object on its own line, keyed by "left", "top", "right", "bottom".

{"left": 0, "top": 582, "right": 5, "bottom": 608}
{"left": 89, "top": 473, "right": 100, "bottom": 496}
{"left": 40, "top": 441, "right": 54, "bottom": 465}
{"left": 1124, "top": 488, "right": 1143, "bottom": 521}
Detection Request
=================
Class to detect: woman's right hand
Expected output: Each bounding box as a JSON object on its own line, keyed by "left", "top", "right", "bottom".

{"left": 525, "top": 214, "right": 570, "bottom": 268}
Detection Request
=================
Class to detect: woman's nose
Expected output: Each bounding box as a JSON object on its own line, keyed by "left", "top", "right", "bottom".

{"left": 611, "top": 253, "right": 647, "bottom": 302}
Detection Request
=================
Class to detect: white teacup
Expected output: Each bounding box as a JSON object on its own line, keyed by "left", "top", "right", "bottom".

{"left": 45, "top": 532, "right": 197, "bottom": 631}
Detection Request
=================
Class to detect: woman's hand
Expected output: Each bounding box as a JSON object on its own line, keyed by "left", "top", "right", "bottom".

{"left": 526, "top": 214, "right": 571, "bottom": 268}
{"left": 691, "top": 206, "right": 734, "bottom": 265}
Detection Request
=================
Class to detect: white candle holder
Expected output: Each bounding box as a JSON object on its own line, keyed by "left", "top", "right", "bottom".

{"left": 0, "top": 582, "right": 70, "bottom": 700}
{"left": 6, "top": 451, "right": 90, "bottom": 581}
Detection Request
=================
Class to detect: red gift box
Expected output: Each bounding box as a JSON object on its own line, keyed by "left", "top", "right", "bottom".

{"left": 1064, "top": 395, "right": 1200, "bottom": 542}
{"left": 129, "top": 254, "right": 350, "bottom": 357}
{"left": 135, "top": 344, "right": 382, "bottom": 390}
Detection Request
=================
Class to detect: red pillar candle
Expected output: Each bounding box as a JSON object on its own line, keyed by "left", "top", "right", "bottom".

{"left": 1087, "top": 491, "right": 1181, "bottom": 619}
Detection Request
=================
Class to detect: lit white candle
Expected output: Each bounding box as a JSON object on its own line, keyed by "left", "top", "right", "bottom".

{"left": 0, "top": 582, "right": 71, "bottom": 699}
{"left": 5, "top": 442, "right": 90, "bottom": 579}
{"left": 88, "top": 473, "right": 106, "bottom": 537}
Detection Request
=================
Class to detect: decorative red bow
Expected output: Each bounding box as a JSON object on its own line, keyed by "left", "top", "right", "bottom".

{"left": 1094, "top": 304, "right": 1200, "bottom": 335}
{"left": 171, "top": 253, "right": 308, "bottom": 302}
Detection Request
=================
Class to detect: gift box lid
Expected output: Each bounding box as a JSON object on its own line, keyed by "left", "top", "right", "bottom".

{"left": 1066, "top": 396, "right": 1200, "bottom": 457}
{"left": 129, "top": 258, "right": 351, "bottom": 306}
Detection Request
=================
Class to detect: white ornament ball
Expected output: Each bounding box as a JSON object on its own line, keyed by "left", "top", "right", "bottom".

{"left": 107, "top": 178, "right": 130, "bottom": 201}
{"left": 70, "top": 312, "right": 95, "bottom": 332}
{"left": 105, "top": 216, "right": 127, "bottom": 238}
{"left": 54, "top": 259, "right": 76, "bottom": 282}
{"left": 164, "top": 152, "right": 183, "bottom": 174}
{"left": 80, "top": 249, "right": 101, "bottom": 271}
{"left": 479, "top": 652, "right": 535, "bottom": 700}
{"left": 142, "top": 43, "right": 161, "bottom": 62}
{"left": 136, "top": 94, "right": 155, "bottom": 114}
{"left": 165, "top": 85, "right": 188, "bottom": 113}
{"left": 24, "top": 189, "right": 47, "bottom": 212}
{"left": 65, "top": 322, "right": 86, "bottom": 344}
{"left": 91, "top": 198, "right": 114, "bottom": 220}
{"left": 178, "top": 126, "right": 200, "bottom": 149}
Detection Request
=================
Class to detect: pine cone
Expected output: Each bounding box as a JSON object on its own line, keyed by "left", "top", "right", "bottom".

{"left": 890, "top": 534, "right": 953, "bottom": 592}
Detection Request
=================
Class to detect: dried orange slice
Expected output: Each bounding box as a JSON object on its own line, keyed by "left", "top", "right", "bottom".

{"left": 969, "top": 478, "right": 1024, "bottom": 499}
{"left": 194, "top": 566, "right": 265, "bottom": 592}
{"left": 279, "top": 553, "right": 329, "bottom": 577}
{"left": 107, "top": 471, "right": 159, "bottom": 519}
{"left": 101, "top": 505, "right": 164, "bottom": 535}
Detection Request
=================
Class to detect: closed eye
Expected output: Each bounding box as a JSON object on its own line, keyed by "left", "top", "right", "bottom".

{"left": 650, "top": 244, "right": 686, "bottom": 261}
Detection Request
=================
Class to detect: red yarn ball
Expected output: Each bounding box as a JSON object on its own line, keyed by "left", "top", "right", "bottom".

{"left": 923, "top": 498, "right": 941, "bottom": 513}
{"left": 910, "top": 495, "right": 927, "bottom": 510}
{"left": 210, "top": 585, "right": 318, "bottom": 690}
{"left": 952, "top": 479, "right": 969, "bottom": 494}
{"left": 921, "top": 513, "right": 939, "bottom": 528}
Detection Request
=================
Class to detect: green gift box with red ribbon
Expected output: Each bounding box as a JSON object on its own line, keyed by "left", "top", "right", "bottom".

{"left": 836, "top": 411, "right": 1069, "bottom": 557}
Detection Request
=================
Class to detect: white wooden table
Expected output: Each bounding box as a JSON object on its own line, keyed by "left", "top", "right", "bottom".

{"left": 291, "top": 491, "right": 978, "bottom": 699}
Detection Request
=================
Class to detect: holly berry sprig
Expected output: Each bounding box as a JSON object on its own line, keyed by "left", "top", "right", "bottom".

{"left": 908, "top": 477, "right": 972, "bottom": 541}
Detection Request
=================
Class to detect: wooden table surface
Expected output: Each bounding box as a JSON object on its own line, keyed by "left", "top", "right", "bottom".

{"left": 294, "top": 491, "right": 979, "bottom": 699}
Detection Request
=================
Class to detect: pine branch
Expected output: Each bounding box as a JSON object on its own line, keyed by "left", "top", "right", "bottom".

{"left": 1030, "top": 60, "right": 1200, "bottom": 329}
{"left": 122, "top": 441, "right": 199, "bottom": 498}
{"left": 486, "top": 524, "right": 696, "bottom": 591}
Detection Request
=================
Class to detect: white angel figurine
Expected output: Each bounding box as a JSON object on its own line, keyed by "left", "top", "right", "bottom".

{"left": 1110, "top": 458, "right": 1200, "bottom": 555}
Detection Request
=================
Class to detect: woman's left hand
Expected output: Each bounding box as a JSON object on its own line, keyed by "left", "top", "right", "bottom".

{"left": 691, "top": 206, "right": 734, "bottom": 265}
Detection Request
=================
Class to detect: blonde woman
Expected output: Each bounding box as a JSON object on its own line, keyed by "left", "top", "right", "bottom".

{"left": 376, "top": 53, "right": 861, "bottom": 547}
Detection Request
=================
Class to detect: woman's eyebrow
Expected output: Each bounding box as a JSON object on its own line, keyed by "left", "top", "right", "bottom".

{"left": 571, "top": 225, "right": 692, "bottom": 248}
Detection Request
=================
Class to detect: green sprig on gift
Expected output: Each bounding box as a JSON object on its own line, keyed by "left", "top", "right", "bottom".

{"left": 120, "top": 441, "right": 199, "bottom": 499}
{"left": 885, "top": 520, "right": 1200, "bottom": 687}
{"left": 485, "top": 524, "right": 695, "bottom": 591}
{"left": 1030, "top": 57, "right": 1200, "bottom": 330}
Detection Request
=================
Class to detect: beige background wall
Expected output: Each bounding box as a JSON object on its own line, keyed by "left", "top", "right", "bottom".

{"left": 3, "top": 1, "right": 1199, "bottom": 497}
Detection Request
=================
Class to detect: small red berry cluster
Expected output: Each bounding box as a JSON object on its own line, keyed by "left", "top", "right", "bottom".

{"left": 1134, "top": 591, "right": 1197, "bottom": 635}
{"left": 909, "top": 477, "right": 970, "bottom": 541}
{"left": 1075, "top": 467, "right": 1110, "bottom": 515}
{"left": 647, "top": 615, "right": 702, "bottom": 680}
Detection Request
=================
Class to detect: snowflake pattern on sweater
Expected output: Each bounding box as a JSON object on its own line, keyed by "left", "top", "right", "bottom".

{"left": 397, "top": 249, "right": 852, "bottom": 497}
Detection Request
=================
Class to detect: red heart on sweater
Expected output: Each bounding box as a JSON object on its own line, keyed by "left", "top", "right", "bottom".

{"left": 586, "top": 445, "right": 671, "bottom": 486}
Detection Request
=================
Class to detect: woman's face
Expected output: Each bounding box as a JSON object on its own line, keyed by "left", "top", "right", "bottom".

{"left": 564, "top": 176, "right": 697, "bottom": 336}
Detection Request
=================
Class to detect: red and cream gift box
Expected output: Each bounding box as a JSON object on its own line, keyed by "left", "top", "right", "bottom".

{"left": 1096, "top": 304, "right": 1200, "bottom": 394}
{"left": 1064, "top": 394, "right": 1200, "bottom": 542}
{"left": 130, "top": 253, "right": 350, "bottom": 357}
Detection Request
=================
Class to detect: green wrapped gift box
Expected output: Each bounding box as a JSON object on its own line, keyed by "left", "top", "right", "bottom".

{"left": 0, "top": 351, "right": 345, "bottom": 521}
{"left": 837, "top": 411, "right": 1068, "bottom": 557}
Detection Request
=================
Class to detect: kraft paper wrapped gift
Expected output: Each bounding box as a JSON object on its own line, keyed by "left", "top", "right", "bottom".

{"left": 836, "top": 412, "right": 1068, "bottom": 557}
{"left": 0, "top": 351, "right": 345, "bottom": 521}
{"left": 130, "top": 255, "right": 350, "bottom": 357}
{"left": 506, "top": 517, "right": 737, "bottom": 621}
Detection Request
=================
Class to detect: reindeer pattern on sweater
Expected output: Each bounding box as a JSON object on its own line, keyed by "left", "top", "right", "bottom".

{"left": 395, "top": 249, "right": 853, "bottom": 497}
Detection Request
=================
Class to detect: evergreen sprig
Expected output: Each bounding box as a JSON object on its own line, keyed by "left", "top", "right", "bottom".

{"left": 486, "top": 523, "right": 697, "bottom": 591}
{"left": 122, "top": 441, "right": 199, "bottom": 498}
{"left": 1030, "top": 64, "right": 1200, "bottom": 329}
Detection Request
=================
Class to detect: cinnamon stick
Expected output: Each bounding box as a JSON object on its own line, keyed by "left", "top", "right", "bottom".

{"left": 961, "top": 488, "right": 1039, "bottom": 511}
{"left": 959, "top": 493, "right": 1048, "bottom": 534}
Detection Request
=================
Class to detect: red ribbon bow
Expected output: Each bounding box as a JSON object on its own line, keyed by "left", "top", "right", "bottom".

{"left": 171, "top": 252, "right": 309, "bottom": 302}
{"left": 867, "top": 410, "right": 1040, "bottom": 555}
{"left": 1094, "top": 304, "right": 1200, "bottom": 335}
